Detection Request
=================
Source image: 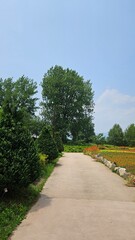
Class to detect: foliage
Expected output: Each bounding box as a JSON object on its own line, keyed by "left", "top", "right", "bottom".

{"left": 92, "top": 133, "right": 106, "bottom": 145}
{"left": 0, "top": 156, "right": 59, "bottom": 240}
{"left": 13, "top": 76, "right": 38, "bottom": 116}
{"left": 124, "top": 124, "right": 135, "bottom": 147}
{"left": 37, "top": 127, "right": 59, "bottom": 161}
{"left": 107, "top": 124, "right": 124, "bottom": 146}
{"left": 29, "top": 116, "right": 45, "bottom": 137}
{"left": 41, "top": 65, "right": 94, "bottom": 143}
{"left": 0, "top": 119, "right": 41, "bottom": 191}
{"left": 54, "top": 132, "right": 64, "bottom": 152}
{"left": 0, "top": 200, "right": 28, "bottom": 240}
{"left": 0, "top": 77, "right": 38, "bottom": 123}
{"left": 64, "top": 144, "right": 90, "bottom": 152}
{"left": 75, "top": 117, "right": 95, "bottom": 143}
{"left": 39, "top": 153, "right": 48, "bottom": 172}
{"left": 0, "top": 78, "right": 40, "bottom": 192}
{"left": 0, "top": 107, "right": 2, "bottom": 120}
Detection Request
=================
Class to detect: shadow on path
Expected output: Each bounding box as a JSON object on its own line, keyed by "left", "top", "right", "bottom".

{"left": 55, "top": 162, "right": 63, "bottom": 168}
{"left": 30, "top": 194, "right": 52, "bottom": 213}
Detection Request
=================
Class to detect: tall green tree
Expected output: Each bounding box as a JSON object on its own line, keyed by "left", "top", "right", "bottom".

{"left": 29, "top": 116, "right": 45, "bottom": 137}
{"left": 0, "top": 78, "right": 4, "bottom": 107}
{"left": 107, "top": 124, "right": 124, "bottom": 146}
{"left": 0, "top": 82, "right": 40, "bottom": 191}
{"left": 124, "top": 124, "right": 135, "bottom": 146}
{"left": 41, "top": 65, "right": 94, "bottom": 142}
{"left": 54, "top": 132, "right": 64, "bottom": 152}
{"left": 14, "top": 76, "right": 38, "bottom": 116}
{"left": 0, "top": 76, "right": 38, "bottom": 125}
{"left": 92, "top": 133, "right": 106, "bottom": 145}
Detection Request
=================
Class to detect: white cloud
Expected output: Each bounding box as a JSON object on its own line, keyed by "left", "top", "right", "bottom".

{"left": 94, "top": 89, "right": 135, "bottom": 134}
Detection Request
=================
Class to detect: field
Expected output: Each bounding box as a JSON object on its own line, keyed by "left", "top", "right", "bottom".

{"left": 83, "top": 145, "right": 135, "bottom": 175}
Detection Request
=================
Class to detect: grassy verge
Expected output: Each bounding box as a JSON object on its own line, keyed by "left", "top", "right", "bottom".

{"left": 64, "top": 144, "right": 91, "bottom": 152}
{"left": 0, "top": 156, "right": 60, "bottom": 240}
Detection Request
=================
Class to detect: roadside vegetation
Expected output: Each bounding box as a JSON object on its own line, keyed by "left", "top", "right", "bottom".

{"left": 64, "top": 144, "right": 91, "bottom": 152}
{"left": 99, "top": 146, "right": 135, "bottom": 175}
{"left": 0, "top": 154, "right": 60, "bottom": 240}
{"left": 1, "top": 66, "right": 135, "bottom": 239}
{"left": 83, "top": 145, "right": 135, "bottom": 181}
{"left": 0, "top": 75, "right": 64, "bottom": 240}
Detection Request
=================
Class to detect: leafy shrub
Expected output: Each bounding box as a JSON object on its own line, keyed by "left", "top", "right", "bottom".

{"left": 37, "top": 127, "right": 58, "bottom": 161}
{"left": 0, "top": 120, "right": 41, "bottom": 192}
{"left": 39, "top": 153, "right": 48, "bottom": 171}
{"left": 64, "top": 145, "right": 90, "bottom": 152}
{"left": 0, "top": 155, "right": 60, "bottom": 240}
{"left": 54, "top": 132, "right": 64, "bottom": 152}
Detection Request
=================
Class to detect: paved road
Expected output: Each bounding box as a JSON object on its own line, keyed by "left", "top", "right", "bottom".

{"left": 11, "top": 153, "right": 135, "bottom": 240}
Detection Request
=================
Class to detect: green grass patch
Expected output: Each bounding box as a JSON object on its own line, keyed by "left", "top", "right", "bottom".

{"left": 64, "top": 144, "right": 90, "bottom": 152}
{"left": 0, "top": 155, "right": 60, "bottom": 240}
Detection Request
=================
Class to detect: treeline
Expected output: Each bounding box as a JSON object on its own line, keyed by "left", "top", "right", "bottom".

{"left": 107, "top": 123, "right": 135, "bottom": 146}
{"left": 41, "top": 65, "right": 95, "bottom": 143}
{"left": 93, "top": 123, "right": 135, "bottom": 147}
{"left": 0, "top": 65, "right": 95, "bottom": 192}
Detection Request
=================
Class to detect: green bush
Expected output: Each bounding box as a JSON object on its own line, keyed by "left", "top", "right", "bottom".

{"left": 0, "top": 156, "right": 60, "bottom": 240}
{"left": 64, "top": 144, "right": 90, "bottom": 152}
{"left": 0, "top": 121, "right": 41, "bottom": 192}
{"left": 39, "top": 153, "right": 48, "bottom": 173}
{"left": 54, "top": 132, "right": 64, "bottom": 152}
{"left": 37, "top": 127, "right": 58, "bottom": 161}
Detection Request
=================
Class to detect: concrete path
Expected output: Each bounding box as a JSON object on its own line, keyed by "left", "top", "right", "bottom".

{"left": 11, "top": 153, "right": 135, "bottom": 240}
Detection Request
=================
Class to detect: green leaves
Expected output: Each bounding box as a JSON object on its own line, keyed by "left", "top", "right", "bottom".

{"left": 107, "top": 124, "right": 124, "bottom": 146}
{"left": 37, "top": 127, "right": 59, "bottom": 161}
{"left": 124, "top": 124, "right": 135, "bottom": 147}
{"left": 0, "top": 77, "right": 40, "bottom": 191}
{"left": 107, "top": 123, "right": 135, "bottom": 147}
{"left": 0, "top": 119, "right": 41, "bottom": 190}
{"left": 54, "top": 132, "right": 64, "bottom": 152}
{"left": 41, "top": 65, "right": 94, "bottom": 142}
{"left": 0, "top": 76, "right": 38, "bottom": 125}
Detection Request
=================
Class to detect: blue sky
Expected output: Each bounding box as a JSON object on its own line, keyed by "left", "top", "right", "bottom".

{"left": 0, "top": 0, "right": 135, "bottom": 133}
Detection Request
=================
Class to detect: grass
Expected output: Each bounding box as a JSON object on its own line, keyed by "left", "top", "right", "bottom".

{"left": 0, "top": 156, "right": 60, "bottom": 240}
{"left": 64, "top": 144, "right": 91, "bottom": 152}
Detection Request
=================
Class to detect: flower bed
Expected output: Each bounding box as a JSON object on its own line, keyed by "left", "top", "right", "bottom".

{"left": 83, "top": 145, "right": 135, "bottom": 186}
